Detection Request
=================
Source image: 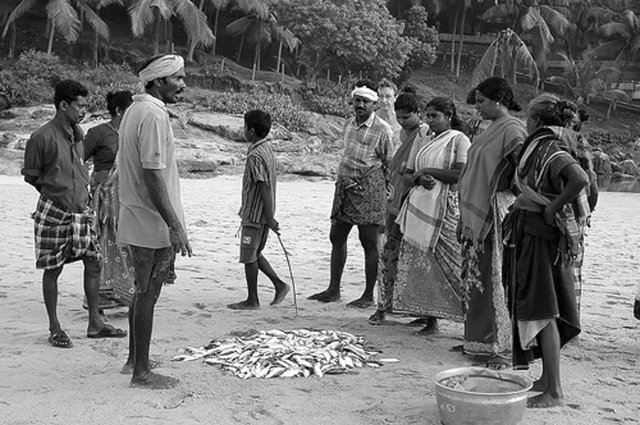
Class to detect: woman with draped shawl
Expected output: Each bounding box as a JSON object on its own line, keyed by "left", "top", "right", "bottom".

{"left": 458, "top": 77, "right": 527, "bottom": 368}
{"left": 391, "top": 97, "right": 470, "bottom": 334}
{"left": 84, "top": 91, "right": 136, "bottom": 308}
{"left": 503, "top": 94, "right": 589, "bottom": 408}
{"left": 368, "top": 88, "right": 430, "bottom": 325}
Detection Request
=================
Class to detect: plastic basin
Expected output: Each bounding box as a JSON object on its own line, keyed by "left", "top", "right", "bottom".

{"left": 433, "top": 367, "right": 532, "bottom": 425}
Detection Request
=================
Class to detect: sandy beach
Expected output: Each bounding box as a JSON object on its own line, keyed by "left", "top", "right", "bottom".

{"left": 0, "top": 174, "right": 638, "bottom": 425}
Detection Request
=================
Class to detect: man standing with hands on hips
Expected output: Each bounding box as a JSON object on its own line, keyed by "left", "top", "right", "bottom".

{"left": 118, "top": 54, "right": 192, "bottom": 389}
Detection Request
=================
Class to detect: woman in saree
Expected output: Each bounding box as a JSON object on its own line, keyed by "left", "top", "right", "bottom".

{"left": 368, "top": 87, "right": 430, "bottom": 325}
{"left": 503, "top": 94, "right": 589, "bottom": 408}
{"left": 458, "top": 77, "right": 527, "bottom": 367}
{"left": 84, "top": 91, "right": 136, "bottom": 308}
{"left": 392, "top": 97, "right": 470, "bottom": 334}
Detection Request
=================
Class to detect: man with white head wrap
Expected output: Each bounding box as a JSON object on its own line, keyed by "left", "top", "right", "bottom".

{"left": 308, "top": 79, "right": 394, "bottom": 308}
{"left": 117, "top": 54, "right": 192, "bottom": 389}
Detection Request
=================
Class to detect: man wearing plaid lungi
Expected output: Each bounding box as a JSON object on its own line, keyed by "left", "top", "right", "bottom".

{"left": 308, "top": 80, "right": 394, "bottom": 308}
{"left": 22, "top": 80, "right": 126, "bottom": 349}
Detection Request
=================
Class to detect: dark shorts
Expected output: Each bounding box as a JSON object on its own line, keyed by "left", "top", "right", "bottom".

{"left": 239, "top": 224, "right": 269, "bottom": 264}
{"left": 129, "top": 245, "right": 176, "bottom": 294}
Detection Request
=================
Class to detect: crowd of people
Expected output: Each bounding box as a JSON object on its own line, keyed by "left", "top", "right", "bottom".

{"left": 21, "top": 53, "right": 633, "bottom": 407}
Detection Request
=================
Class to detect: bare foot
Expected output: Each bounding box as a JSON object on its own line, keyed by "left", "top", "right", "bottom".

{"left": 308, "top": 290, "right": 340, "bottom": 303}
{"left": 527, "top": 392, "right": 564, "bottom": 408}
{"left": 227, "top": 300, "right": 260, "bottom": 310}
{"left": 368, "top": 310, "right": 385, "bottom": 325}
{"left": 346, "top": 297, "right": 374, "bottom": 309}
{"left": 414, "top": 317, "right": 438, "bottom": 335}
{"left": 120, "top": 360, "right": 160, "bottom": 375}
{"left": 531, "top": 377, "right": 547, "bottom": 392}
{"left": 270, "top": 282, "right": 291, "bottom": 305}
{"left": 130, "top": 372, "right": 180, "bottom": 390}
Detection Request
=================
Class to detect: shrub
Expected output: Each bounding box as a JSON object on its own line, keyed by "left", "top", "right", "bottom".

{"left": 303, "top": 93, "right": 351, "bottom": 118}
{"left": 197, "top": 87, "right": 312, "bottom": 132}
{"left": 0, "top": 50, "right": 137, "bottom": 112}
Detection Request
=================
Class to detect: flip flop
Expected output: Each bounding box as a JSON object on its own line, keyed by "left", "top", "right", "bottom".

{"left": 87, "top": 324, "right": 127, "bottom": 339}
{"left": 49, "top": 330, "right": 73, "bottom": 348}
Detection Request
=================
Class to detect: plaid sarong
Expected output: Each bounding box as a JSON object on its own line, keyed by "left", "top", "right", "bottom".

{"left": 33, "top": 196, "right": 100, "bottom": 270}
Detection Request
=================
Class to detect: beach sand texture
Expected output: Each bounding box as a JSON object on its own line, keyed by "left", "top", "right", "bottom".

{"left": 0, "top": 175, "right": 638, "bottom": 425}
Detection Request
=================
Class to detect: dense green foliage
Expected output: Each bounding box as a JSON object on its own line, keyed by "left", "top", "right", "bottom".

{"left": 195, "top": 87, "right": 312, "bottom": 132}
{"left": 398, "top": 5, "right": 439, "bottom": 77}
{"left": 0, "top": 50, "right": 137, "bottom": 112}
{"left": 274, "top": 0, "right": 417, "bottom": 81}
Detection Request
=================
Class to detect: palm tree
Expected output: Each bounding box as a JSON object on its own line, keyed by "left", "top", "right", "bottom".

{"left": 2, "top": 0, "right": 81, "bottom": 57}
{"left": 208, "top": 0, "right": 229, "bottom": 55}
{"left": 128, "top": 0, "right": 214, "bottom": 57}
{"left": 76, "top": 0, "right": 121, "bottom": 67}
{"left": 0, "top": 0, "right": 23, "bottom": 57}
{"left": 471, "top": 28, "right": 540, "bottom": 88}
{"left": 226, "top": 0, "right": 297, "bottom": 80}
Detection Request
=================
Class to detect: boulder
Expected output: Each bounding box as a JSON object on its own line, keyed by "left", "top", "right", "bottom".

{"left": 592, "top": 151, "right": 612, "bottom": 175}
{"left": 620, "top": 159, "right": 638, "bottom": 175}
{"left": 0, "top": 94, "right": 10, "bottom": 112}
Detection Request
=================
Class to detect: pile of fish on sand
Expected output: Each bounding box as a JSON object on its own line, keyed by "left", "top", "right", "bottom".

{"left": 172, "top": 328, "right": 398, "bottom": 379}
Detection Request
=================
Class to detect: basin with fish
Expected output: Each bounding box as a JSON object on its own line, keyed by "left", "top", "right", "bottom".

{"left": 433, "top": 367, "right": 532, "bottom": 425}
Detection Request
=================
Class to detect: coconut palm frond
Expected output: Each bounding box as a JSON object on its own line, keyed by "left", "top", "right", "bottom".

{"left": 210, "top": 0, "right": 230, "bottom": 8}
{"left": 47, "top": 0, "right": 81, "bottom": 43}
{"left": 225, "top": 15, "right": 252, "bottom": 36}
{"left": 234, "top": 0, "right": 269, "bottom": 20}
{"left": 471, "top": 39, "right": 500, "bottom": 87}
{"left": 2, "top": 0, "right": 38, "bottom": 38}
{"left": 94, "top": 0, "right": 123, "bottom": 8}
{"left": 630, "top": 34, "right": 640, "bottom": 56}
{"left": 586, "top": 6, "right": 616, "bottom": 23}
{"left": 481, "top": 4, "right": 517, "bottom": 22}
{"left": 539, "top": 5, "right": 575, "bottom": 38}
{"left": 128, "top": 0, "right": 171, "bottom": 37}
{"left": 76, "top": 1, "right": 110, "bottom": 39}
{"left": 622, "top": 9, "right": 640, "bottom": 33}
{"left": 510, "top": 32, "right": 539, "bottom": 85}
{"left": 171, "top": 0, "right": 214, "bottom": 47}
{"left": 600, "top": 22, "right": 630, "bottom": 39}
{"left": 589, "top": 39, "right": 626, "bottom": 59}
{"left": 276, "top": 27, "right": 299, "bottom": 52}
{"left": 522, "top": 6, "right": 554, "bottom": 46}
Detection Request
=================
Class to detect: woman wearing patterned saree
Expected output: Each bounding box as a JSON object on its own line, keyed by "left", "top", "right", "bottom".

{"left": 392, "top": 97, "right": 470, "bottom": 334}
{"left": 458, "top": 77, "right": 527, "bottom": 367}
{"left": 84, "top": 91, "right": 136, "bottom": 308}
{"left": 368, "top": 88, "right": 430, "bottom": 325}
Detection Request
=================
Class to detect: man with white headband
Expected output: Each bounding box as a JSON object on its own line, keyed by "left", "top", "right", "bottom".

{"left": 309, "top": 79, "right": 394, "bottom": 308}
{"left": 117, "top": 54, "right": 192, "bottom": 389}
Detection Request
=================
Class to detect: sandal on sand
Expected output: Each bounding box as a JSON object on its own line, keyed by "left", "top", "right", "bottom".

{"left": 49, "top": 330, "right": 73, "bottom": 348}
{"left": 87, "top": 324, "right": 127, "bottom": 339}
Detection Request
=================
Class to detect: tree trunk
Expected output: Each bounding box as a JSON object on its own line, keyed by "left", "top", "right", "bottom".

{"left": 212, "top": 8, "right": 221, "bottom": 55}
{"left": 276, "top": 41, "right": 283, "bottom": 76}
{"left": 93, "top": 30, "right": 99, "bottom": 68}
{"left": 456, "top": 6, "right": 467, "bottom": 77}
{"left": 9, "top": 23, "right": 16, "bottom": 59}
{"left": 237, "top": 34, "right": 244, "bottom": 63}
{"left": 252, "top": 38, "right": 261, "bottom": 81}
{"left": 47, "top": 21, "right": 55, "bottom": 56}
{"left": 187, "top": 38, "right": 196, "bottom": 62}
{"left": 450, "top": 8, "right": 460, "bottom": 73}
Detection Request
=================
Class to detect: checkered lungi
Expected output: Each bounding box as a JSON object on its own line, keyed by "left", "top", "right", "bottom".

{"left": 32, "top": 196, "right": 100, "bottom": 270}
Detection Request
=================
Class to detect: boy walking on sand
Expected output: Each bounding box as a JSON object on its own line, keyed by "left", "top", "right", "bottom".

{"left": 228, "top": 110, "right": 290, "bottom": 310}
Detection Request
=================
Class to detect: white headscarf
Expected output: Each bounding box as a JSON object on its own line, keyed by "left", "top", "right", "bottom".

{"left": 138, "top": 55, "right": 185, "bottom": 84}
{"left": 351, "top": 86, "right": 379, "bottom": 102}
